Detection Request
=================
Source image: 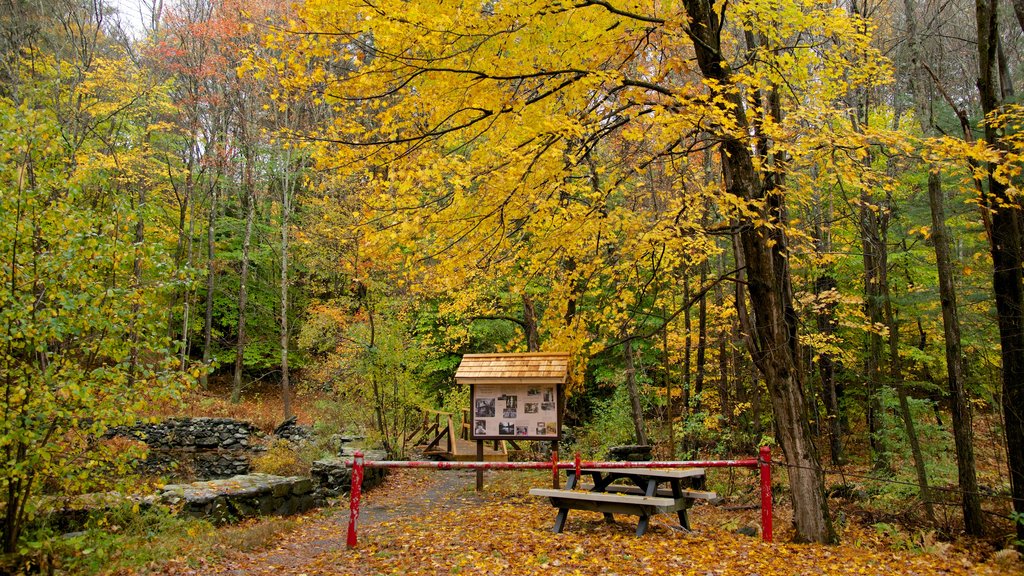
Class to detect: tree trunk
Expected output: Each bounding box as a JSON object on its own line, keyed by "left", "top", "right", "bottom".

{"left": 860, "top": 185, "right": 891, "bottom": 472}
{"left": 280, "top": 147, "right": 293, "bottom": 421}
{"left": 522, "top": 293, "right": 540, "bottom": 352}
{"left": 928, "top": 169, "right": 984, "bottom": 535}
{"left": 694, "top": 264, "right": 708, "bottom": 407}
{"left": 201, "top": 181, "right": 217, "bottom": 389}
{"left": 682, "top": 275, "right": 692, "bottom": 413}
{"left": 977, "top": 0, "right": 1024, "bottom": 546}
{"left": 901, "top": 0, "right": 984, "bottom": 533}
{"left": 662, "top": 305, "right": 675, "bottom": 457}
{"left": 815, "top": 273, "right": 844, "bottom": 465}
{"left": 624, "top": 338, "right": 648, "bottom": 446}
{"left": 231, "top": 154, "right": 255, "bottom": 404}
{"left": 887, "top": 299, "right": 935, "bottom": 522}
{"left": 715, "top": 257, "right": 730, "bottom": 424}
{"left": 682, "top": 0, "right": 836, "bottom": 543}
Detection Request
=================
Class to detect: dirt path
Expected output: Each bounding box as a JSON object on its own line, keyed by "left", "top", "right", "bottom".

{"left": 197, "top": 468, "right": 486, "bottom": 575}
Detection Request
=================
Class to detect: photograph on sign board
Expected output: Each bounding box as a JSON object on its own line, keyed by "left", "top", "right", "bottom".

{"left": 524, "top": 402, "right": 538, "bottom": 414}
{"left": 516, "top": 426, "right": 529, "bottom": 436}
{"left": 474, "top": 420, "right": 486, "bottom": 435}
{"left": 501, "top": 394, "right": 517, "bottom": 418}
{"left": 475, "top": 398, "right": 495, "bottom": 418}
{"left": 498, "top": 421, "right": 515, "bottom": 435}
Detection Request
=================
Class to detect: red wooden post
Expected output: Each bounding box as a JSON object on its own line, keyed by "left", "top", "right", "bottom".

{"left": 759, "top": 445, "right": 773, "bottom": 543}
{"left": 574, "top": 452, "right": 581, "bottom": 481}
{"left": 346, "top": 450, "right": 365, "bottom": 549}
{"left": 551, "top": 449, "right": 559, "bottom": 488}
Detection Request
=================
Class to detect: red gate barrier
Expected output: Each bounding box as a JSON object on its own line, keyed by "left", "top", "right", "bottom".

{"left": 345, "top": 446, "right": 773, "bottom": 547}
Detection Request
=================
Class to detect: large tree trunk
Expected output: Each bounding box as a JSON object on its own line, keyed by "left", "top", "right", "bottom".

{"left": 976, "top": 0, "right": 1024, "bottom": 546}
{"left": 682, "top": 0, "right": 836, "bottom": 544}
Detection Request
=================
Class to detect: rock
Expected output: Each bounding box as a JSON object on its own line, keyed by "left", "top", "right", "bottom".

{"left": 274, "top": 416, "right": 298, "bottom": 435}
{"left": 607, "top": 445, "right": 653, "bottom": 461}
{"left": 274, "top": 416, "right": 314, "bottom": 443}
{"left": 735, "top": 526, "right": 758, "bottom": 537}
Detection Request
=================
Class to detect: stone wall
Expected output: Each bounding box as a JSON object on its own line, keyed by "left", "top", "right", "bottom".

{"left": 106, "top": 417, "right": 263, "bottom": 479}
{"left": 158, "top": 474, "right": 318, "bottom": 522}
{"left": 109, "top": 417, "right": 261, "bottom": 450}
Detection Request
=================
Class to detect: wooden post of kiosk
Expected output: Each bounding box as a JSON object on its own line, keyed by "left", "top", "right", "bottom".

{"left": 476, "top": 440, "right": 484, "bottom": 491}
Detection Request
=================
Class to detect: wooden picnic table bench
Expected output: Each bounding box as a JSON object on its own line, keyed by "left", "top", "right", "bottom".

{"left": 529, "top": 467, "right": 716, "bottom": 536}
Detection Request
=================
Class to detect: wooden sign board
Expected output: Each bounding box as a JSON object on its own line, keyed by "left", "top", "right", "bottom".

{"left": 455, "top": 352, "right": 569, "bottom": 442}
{"left": 470, "top": 383, "right": 562, "bottom": 441}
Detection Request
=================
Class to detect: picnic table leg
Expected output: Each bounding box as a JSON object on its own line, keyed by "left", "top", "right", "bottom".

{"left": 552, "top": 471, "right": 577, "bottom": 534}
{"left": 553, "top": 507, "right": 570, "bottom": 533}
{"left": 670, "top": 479, "right": 692, "bottom": 531}
{"left": 636, "top": 515, "right": 650, "bottom": 536}
{"left": 603, "top": 512, "right": 615, "bottom": 523}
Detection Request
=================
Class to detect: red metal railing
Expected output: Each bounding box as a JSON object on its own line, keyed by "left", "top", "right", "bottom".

{"left": 345, "top": 446, "right": 773, "bottom": 548}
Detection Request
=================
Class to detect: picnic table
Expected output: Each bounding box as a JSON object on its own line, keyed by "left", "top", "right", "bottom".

{"left": 529, "top": 467, "right": 716, "bottom": 536}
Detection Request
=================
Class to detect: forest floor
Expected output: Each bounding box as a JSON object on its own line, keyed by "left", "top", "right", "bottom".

{"left": 139, "top": 466, "right": 1022, "bottom": 576}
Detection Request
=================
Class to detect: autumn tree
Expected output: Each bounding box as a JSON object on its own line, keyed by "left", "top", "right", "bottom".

{"left": 0, "top": 0, "right": 193, "bottom": 552}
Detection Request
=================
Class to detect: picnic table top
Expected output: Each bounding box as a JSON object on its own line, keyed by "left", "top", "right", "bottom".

{"left": 576, "top": 467, "right": 706, "bottom": 479}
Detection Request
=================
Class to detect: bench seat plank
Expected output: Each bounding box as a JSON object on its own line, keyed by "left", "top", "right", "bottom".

{"left": 529, "top": 488, "right": 675, "bottom": 507}
{"left": 575, "top": 483, "right": 718, "bottom": 500}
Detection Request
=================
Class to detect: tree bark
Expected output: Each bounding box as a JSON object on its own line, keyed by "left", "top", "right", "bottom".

{"left": 681, "top": 0, "right": 836, "bottom": 544}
